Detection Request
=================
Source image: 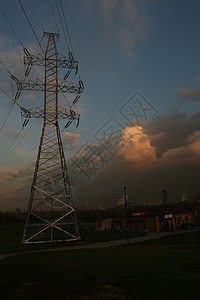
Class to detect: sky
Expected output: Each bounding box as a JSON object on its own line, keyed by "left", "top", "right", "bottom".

{"left": 0, "top": 0, "right": 200, "bottom": 211}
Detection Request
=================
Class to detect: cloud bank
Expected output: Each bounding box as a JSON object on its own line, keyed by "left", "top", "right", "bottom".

{"left": 68, "top": 111, "right": 200, "bottom": 208}
{"left": 1, "top": 111, "right": 200, "bottom": 211}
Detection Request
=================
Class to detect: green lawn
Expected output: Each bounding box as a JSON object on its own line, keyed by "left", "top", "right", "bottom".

{"left": 133, "top": 229, "right": 199, "bottom": 249}
{"left": 0, "top": 230, "right": 200, "bottom": 299}
{"left": 0, "top": 222, "right": 145, "bottom": 254}
{"left": 0, "top": 222, "right": 24, "bottom": 254}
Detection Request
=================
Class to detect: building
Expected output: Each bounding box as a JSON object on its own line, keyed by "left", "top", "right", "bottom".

{"left": 101, "top": 210, "right": 196, "bottom": 232}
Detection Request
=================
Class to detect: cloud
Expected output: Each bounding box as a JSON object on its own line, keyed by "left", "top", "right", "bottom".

{"left": 70, "top": 112, "right": 200, "bottom": 175}
{"left": 99, "top": 0, "right": 118, "bottom": 23}
{"left": 118, "top": 126, "right": 156, "bottom": 167}
{"left": 0, "top": 166, "right": 32, "bottom": 182}
{"left": 14, "top": 149, "right": 30, "bottom": 156}
{"left": 186, "top": 130, "right": 200, "bottom": 145}
{"left": 118, "top": 124, "right": 200, "bottom": 168}
{"left": 76, "top": 0, "right": 155, "bottom": 58}
{"left": 2, "top": 111, "right": 200, "bottom": 211}
{"left": 161, "top": 130, "right": 200, "bottom": 165}
{"left": 176, "top": 87, "right": 200, "bottom": 102}
{"left": 0, "top": 34, "right": 10, "bottom": 51}
{"left": 143, "top": 112, "right": 200, "bottom": 157}
{"left": 77, "top": 126, "right": 89, "bottom": 133}
{"left": 67, "top": 111, "right": 200, "bottom": 208}
{"left": 64, "top": 132, "right": 80, "bottom": 143}
{"left": 0, "top": 166, "right": 18, "bottom": 181}
{"left": 2, "top": 127, "right": 23, "bottom": 138}
{"left": 119, "top": 0, "right": 153, "bottom": 48}
{"left": 0, "top": 44, "right": 24, "bottom": 78}
{"left": 0, "top": 165, "right": 33, "bottom": 210}
{"left": 63, "top": 132, "right": 81, "bottom": 150}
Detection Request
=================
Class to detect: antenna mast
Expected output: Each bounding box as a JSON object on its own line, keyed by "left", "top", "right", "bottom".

{"left": 19, "top": 32, "right": 84, "bottom": 244}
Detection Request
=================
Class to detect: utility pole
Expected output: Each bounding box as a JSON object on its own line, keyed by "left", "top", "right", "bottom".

{"left": 18, "top": 32, "right": 84, "bottom": 244}
{"left": 162, "top": 189, "right": 168, "bottom": 205}
{"left": 124, "top": 186, "right": 129, "bottom": 245}
{"left": 197, "top": 200, "right": 200, "bottom": 249}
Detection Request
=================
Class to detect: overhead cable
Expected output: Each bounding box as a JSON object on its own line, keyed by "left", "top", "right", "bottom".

{"left": 49, "top": 0, "right": 59, "bottom": 33}
{"left": 0, "top": 102, "right": 15, "bottom": 134}
{"left": 0, "top": 85, "right": 21, "bottom": 108}
{"left": 0, "top": 128, "right": 23, "bottom": 163}
{"left": 18, "top": 0, "right": 44, "bottom": 54}
{"left": 58, "top": 0, "right": 82, "bottom": 81}
{"left": 31, "top": 0, "right": 45, "bottom": 33}
{"left": 0, "top": 119, "right": 37, "bottom": 163}
{"left": 13, "top": 142, "right": 38, "bottom": 170}
{"left": 59, "top": 0, "right": 75, "bottom": 57}
{"left": 55, "top": 0, "right": 70, "bottom": 52}
{"left": 0, "top": 60, "right": 12, "bottom": 76}
{"left": 0, "top": 6, "right": 24, "bottom": 48}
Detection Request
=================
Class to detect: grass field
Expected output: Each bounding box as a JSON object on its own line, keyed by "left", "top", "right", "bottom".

{"left": 0, "top": 222, "right": 145, "bottom": 254}
{"left": 0, "top": 223, "right": 200, "bottom": 299}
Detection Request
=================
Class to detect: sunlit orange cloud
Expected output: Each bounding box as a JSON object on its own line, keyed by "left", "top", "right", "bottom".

{"left": 161, "top": 131, "right": 200, "bottom": 165}
{"left": 118, "top": 126, "right": 157, "bottom": 167}
{"left": 63, "top": 132, "right": 80, "bottom": 143}
{"left": 0, "top": 166, "right": 33, "bottom": 186}
{"left": 0, "top": 166, "right": 18, "bottom": 181}
{"left": 186, "top": 131, "right": 200, "bottom": 155}
{"left": 118, "top": 126, "right": 200, "bottom": 169}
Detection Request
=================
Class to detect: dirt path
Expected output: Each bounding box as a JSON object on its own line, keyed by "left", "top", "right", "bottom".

{"left": 0, "top": 230, "right": 194, "bottom": 262}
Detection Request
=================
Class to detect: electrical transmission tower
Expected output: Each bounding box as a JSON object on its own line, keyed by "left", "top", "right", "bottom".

{"left": 18, "top": 32, "right": 84, "bottom": 244}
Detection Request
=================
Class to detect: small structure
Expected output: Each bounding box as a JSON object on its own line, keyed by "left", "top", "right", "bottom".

{"left": 101, "top": 211, "right": 195, "bottom": 232}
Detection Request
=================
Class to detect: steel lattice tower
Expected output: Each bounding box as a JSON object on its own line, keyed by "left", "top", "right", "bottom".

{"left": 19, "top": 32, "right": 84, "bottom": 244}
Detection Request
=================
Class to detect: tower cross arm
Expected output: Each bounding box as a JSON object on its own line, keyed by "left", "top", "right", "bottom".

{"left": 21, "top": 106, "right": 80, "bottom": 120}
{"left": 17, "top": 80, "right": 84, "bottom": 94}
{"left": 24, "top": 54, "right": 78, "bottom": 69}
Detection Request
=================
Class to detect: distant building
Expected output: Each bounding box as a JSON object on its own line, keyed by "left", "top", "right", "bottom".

{"left": 101, "top": 210, "right": 196, "bottom": 232}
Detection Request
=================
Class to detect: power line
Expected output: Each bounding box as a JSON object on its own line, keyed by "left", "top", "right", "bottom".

{"left": 49, "top": 0, "right": 60, "bottom": 33}
{"left": 31, "top": 0, "right": 45, "bottom": 33}
{"left": 0, "top": 85, "right": 31, "bottom": 160}
{"left": 57, "top": 0, "right": 82, "bottom": 82}
{"left": 0, "top": 102, "right": 15, "bottom": 134}
{"left": 0, "top": 60, "right": 12, "bottom": 76}
{"left": 0, "top": 128, "right": 23, "bottom": 163}
{"left": 55, "top": 0, "right": 70, "bottom": 52}
{"left": 0, "top": 5, "right": 35, "bottom": 84}
{"left": 0, "top": 85, "right": 21, "bottom": 108}
{"left": 52, "top": 1, "right": 79, "bottom": 109}
{"left": 13, "top": 142, "right": 38, "bottom": 170}
{"left": 20, "top": 158, "right": 34, "bottom": 172}
{"left": 18, "top": 0, "right": 44, "bottom": 54}
{"left": 0, "top": 6, "right": 24, "bottom": 48}
{"left": 0, "top": 58, "right": 30, "bottom": 103}
{"left": 0, "top": 119, "right": 37, "bottom": 163}
{"left": 59, "top": 0, "right": 75, "bottom": 57}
